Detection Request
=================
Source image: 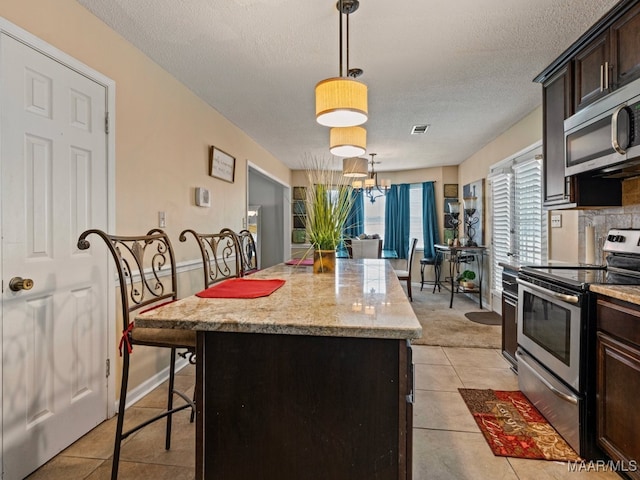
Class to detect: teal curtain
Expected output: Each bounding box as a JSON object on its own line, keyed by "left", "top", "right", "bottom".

{"left": 384, "top": 184, "right": 410, "bottom": 258}
{"left": 344, "top": 188, "right": 364, "bottom": 238}
{"left": 422, "top": 181, "right": 440, "bottom": 259}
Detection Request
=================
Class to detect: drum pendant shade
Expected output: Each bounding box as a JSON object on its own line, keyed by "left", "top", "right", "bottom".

{"left": 316, "top": 78, "right": 368, "bottom": 127}
{"left": 329, "top": 126, "right": 366, "bottom": 157}
{"left": 342, "top": 156, "right": 368, "bottom": 177}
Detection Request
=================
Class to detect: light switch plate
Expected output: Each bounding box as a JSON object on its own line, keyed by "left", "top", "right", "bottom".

{"left": 551, "top": 214, "right": 562, "bottom": 228}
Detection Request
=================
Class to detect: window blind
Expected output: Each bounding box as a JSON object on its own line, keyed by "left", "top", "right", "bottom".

{"left": 513, "top": 158, "right": 546, "bottom": 266}
{"left": 490, "top": 172, "right": 512, "bottom": 293}
{"left": 489, "top": 146, "right": 546, "bottom": 295}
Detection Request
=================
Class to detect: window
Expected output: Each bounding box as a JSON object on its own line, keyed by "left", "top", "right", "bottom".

{"left": 363, "top": 195, "right": 386, "bottom": 238}
{"left": 409, "top": 184, "right": 424, "bottom": 250}
{"left": 490, "top": 145, "right": 546, "bottom": 294}
{"left": 363, "top": 184, "right": 425, "bottom": 248}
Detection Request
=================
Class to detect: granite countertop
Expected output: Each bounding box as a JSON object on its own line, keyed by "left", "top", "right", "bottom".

{"left": 135, "top": 259, "right": 422, "bottom": 340}
{"left": 589, "top": 284, "right": 640, "bottom": 306}
{"left": 498, "top": 261, "right": 521, "bottom": 272}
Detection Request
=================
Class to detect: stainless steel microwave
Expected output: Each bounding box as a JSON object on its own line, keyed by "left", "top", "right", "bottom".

{"left": 564, "top": 79, "right": 640, "bottom": 177}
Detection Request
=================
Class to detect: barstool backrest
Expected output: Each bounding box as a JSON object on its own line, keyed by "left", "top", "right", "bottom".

{"left": 77, "top": 228, "right": 178, "bottom": 328}
{"left": 179, "top": 229, "right": 241, "bottom": 288}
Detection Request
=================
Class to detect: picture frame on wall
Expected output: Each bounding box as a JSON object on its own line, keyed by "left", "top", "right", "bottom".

{"left": 209, "top": 146, "right": 236, "bottom": 183}
{"left": 443, "top": 183, "right": 458, "bottom": 198}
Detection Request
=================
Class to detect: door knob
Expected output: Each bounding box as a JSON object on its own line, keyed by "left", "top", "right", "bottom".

{"left": 9, "top": 277, "right": 34, "bottom": 292}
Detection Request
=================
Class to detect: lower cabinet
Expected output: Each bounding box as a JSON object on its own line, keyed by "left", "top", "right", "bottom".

{"left": 596, "top": 297, "right": 640, "bottom": 478}
{"left": 196, "top": 332, "right": 413, "bottom": 480}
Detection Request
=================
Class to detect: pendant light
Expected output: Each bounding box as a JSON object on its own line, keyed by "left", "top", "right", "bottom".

{"left": 351, "top": 154, "right": 391, "bottom": 204}
{"left": 330, "top": 126, "right": 366, "bottom": 157}
{"left": 315, "top": 0, "right": 368, "bottom": 128}
{"left": 342, "top": 156, "right": 368, "bottom": 177}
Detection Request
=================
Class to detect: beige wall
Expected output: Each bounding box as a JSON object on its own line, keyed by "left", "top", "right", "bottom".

{"left": 548, "top": 210, "right": 579, "bottom": 263}
{"left": 1, "top": 0, "right": 291, "bottom": 260}
{"left": 0, "top": 0, "right": 292, "bottom": 397}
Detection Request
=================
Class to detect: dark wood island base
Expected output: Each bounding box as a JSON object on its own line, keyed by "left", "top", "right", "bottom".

{"left": 196, "top": 332, "right": 414, "bottom": 480}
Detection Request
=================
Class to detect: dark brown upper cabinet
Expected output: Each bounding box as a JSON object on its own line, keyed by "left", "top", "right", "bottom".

{"left": 542, "top": 65, "right": 573, "bottom": 206}
{"left": 610, "top": 2, "right": 640, "bottom": 90}
{"left": 574, "top": 2, "right": 640, "bottom": 111}
{"left": 574, "top": 32, "right": 609, "bottom": 111}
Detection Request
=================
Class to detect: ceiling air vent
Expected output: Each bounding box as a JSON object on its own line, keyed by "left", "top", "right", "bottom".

{"left": 411, "top": 124, "right": 430, "bottom": 135}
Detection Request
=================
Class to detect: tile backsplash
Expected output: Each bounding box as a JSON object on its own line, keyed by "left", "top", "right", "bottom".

{"left": 579, "top": 204, "right": 640, "bottom": 265}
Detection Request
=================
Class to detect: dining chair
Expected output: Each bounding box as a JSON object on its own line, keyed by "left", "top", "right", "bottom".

{"left": 394, "top": 238, "right": 418, "bottom": 301}
{"left": 77, "top": 228, "right": 196, "bottom": 480}
{"left": 236, "top": 229, "right": 259, "bottom": 275}
{"left": 352, "top": 238, "right": 383, "bottom": 259}
{"left": 179, "top": 228, "right": 242, "bottom": 287}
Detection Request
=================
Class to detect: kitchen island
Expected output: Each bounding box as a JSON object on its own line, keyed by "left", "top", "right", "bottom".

{"left": 135, "top": 259, "right": 422, "bottom": 480}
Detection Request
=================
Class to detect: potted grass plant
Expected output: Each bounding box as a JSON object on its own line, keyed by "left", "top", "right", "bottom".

{"left": 303, "top": 156, "right": 354, "bottom": 273}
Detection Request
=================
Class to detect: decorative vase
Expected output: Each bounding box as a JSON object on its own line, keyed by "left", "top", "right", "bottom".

{"left": 313, "top": 250, "right": 336, "bottom": 273}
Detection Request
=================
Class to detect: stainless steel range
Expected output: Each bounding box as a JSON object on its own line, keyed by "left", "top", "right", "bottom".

{"left": 516, "top": 228, "right": 640, "bottom": 460}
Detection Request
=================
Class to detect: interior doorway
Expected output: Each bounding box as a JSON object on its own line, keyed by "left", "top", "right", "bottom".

{"left": 247, "top": 165, "right": 289, "bottom": 268}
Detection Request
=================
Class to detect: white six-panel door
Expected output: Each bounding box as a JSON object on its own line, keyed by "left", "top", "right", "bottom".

{"left": 1, "top": 32, "right": 110, "bottom": 479}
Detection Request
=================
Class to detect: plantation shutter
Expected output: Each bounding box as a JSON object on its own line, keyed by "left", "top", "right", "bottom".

{"left": 490, "top": 172, "right": 512, "bottom": 294}
{"left": 513, "top": 158, "right": 546, "bottom": 266}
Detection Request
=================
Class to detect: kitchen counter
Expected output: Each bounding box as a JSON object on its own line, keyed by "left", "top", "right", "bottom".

{"left": 135, "top": 259, "right": 420, "bottom": 480}
{"left": 136, "top": 259, "right": 421, "bottom": 339}
{"left": 590, "top": 284, "right": 640, "bottom": 305}
{"left": 498, "top": 261, "right": 521, "bottom": 272}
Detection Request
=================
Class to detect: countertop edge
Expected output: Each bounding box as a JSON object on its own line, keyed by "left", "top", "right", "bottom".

{"left": 134, "top": 317, "right": 423, "bottom": 340}
{"left": 590, "top": 284, "right": 640, "bottom": 306}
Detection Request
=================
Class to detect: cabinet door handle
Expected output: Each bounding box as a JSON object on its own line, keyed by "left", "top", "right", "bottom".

{"left": 600, "top": 63, "right": 604, "bottom": 92}
{"left": 604, "top": 61, "right": 609, "bottom": 90}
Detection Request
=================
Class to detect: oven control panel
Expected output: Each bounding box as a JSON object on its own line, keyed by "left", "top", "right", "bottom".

{"left": 603, "top": 228, "right": 640, "bottom": 253}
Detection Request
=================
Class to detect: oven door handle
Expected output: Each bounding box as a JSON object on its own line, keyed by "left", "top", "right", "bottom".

{"left": 518, "top": 350, "right": 579, "bottom": 405}
{"left": 516, "top": 279, "right": 580, "bottom": 304}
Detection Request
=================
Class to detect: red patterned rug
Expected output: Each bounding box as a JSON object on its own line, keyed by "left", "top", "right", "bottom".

{"left": 458, "top": 388, "right": 580, "bottom": 461}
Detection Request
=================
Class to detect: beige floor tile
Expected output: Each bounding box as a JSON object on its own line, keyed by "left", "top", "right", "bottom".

{"left": 414, "top": 364, "right": 464, "bottom": 391}
{"left": 133, "top": 374, "right": 196, "bottom": 409}
{"left": 85, "top": 460, "right": 195, "bottom": 480}
{"left": 26, "top": 456, "right": 103, "bottom": 479}
{"left": 443, "top": 346, "right": 510, "bottom": 368}
{"left": 507, "top": 457, "right": 624, "bottom": 480}
{"left": 413, "top": 390, "right": 480, "bottom": 432}
{"left": 119, "top": 409, "right": 195, "bottom": 467}
{"left": 411, "top": 345, "right": 450, "bottom": 365}
{"left": 412, "top": 428, "right": 519, "bottom": 480}
{"left": 61, "top": 407, "right": 166, "bottom": 460}
{"left": 176, "top": 362, "right": 196, "bottom": 376}
{"left": 454, "top": 365, "right": 520, "bottom": 390}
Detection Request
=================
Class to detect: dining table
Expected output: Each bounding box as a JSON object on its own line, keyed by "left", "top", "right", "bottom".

{"left": 135, "top": 258, "right": 422, "bottom": 480}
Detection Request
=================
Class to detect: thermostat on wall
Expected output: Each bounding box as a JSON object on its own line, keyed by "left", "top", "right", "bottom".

{"left": 195, "top": 187, "right": 210, "bottom": 207}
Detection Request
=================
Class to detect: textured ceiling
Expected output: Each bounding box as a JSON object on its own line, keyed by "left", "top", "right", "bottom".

{"left": 77, "top": 0, "right": 619, "bottom": 172}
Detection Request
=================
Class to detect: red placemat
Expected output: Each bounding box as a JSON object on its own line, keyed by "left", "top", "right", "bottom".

{"left": 196, "top": 278, "right": 285, "bottom": 299}
{"left": 285, "top": 258, "right": 313, "bottom": 266}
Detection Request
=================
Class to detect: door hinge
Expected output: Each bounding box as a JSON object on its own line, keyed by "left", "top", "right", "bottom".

{"left": 105, "top": 111, "right": 109, "bottom": 134}
{"left": 106, "top": 358, "right": 111, "bottom": 378}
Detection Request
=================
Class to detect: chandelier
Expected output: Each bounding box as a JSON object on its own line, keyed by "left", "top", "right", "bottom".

{"left": 316, "top": 0, "right": 368, "bottom": 156}
{"left": 346, "top": 153, "right": 391, "bottom": 203}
